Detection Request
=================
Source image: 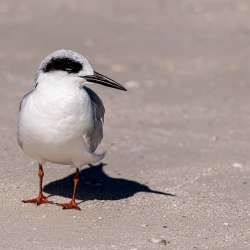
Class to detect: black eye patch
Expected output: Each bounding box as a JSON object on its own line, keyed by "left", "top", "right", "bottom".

{"left": 43, "top": 57, "right": 83, "bottom": 74}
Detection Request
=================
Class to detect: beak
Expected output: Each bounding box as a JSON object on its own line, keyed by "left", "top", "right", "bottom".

{"left": 82, "top": 71, "right": 127, "bottom": 91}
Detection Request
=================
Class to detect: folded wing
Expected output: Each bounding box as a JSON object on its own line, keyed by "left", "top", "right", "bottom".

{"left": 83, "top": 87, "right": 105, "bottom": 153}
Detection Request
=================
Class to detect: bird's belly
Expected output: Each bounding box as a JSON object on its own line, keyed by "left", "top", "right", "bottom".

{"left": 18, "top": 91, "right": 93, "bottom": 165}
{"left": 20, "top": 123, "right": 88, "bottom": 165}
{"left": 29, "top": 139, "right": 84, "bottom": 165}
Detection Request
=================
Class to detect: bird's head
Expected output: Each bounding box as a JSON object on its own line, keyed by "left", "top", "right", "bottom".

{"left": 35, "top": 49, "right": 127, "bottom": 91}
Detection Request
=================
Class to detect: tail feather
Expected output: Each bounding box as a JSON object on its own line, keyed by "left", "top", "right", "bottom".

{"left": 85, "top": 150, "right": 106, "bottom": 164}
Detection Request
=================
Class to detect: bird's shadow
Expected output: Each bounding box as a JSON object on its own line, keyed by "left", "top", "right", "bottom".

{"left": 43, "top": 163, "right": 175, "bottom": 202}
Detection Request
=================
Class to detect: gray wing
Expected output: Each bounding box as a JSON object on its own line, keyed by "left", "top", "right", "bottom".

{"left": 83, "top": 87, "right": 105, "bottom": 153}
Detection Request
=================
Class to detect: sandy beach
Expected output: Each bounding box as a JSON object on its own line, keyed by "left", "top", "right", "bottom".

{"left": 0, "top": 1, "right": 250, "bottom": 249}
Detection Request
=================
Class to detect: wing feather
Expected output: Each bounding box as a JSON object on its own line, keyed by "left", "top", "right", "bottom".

{"left": 83, "top": 87, "right": 105, "bottom": 153}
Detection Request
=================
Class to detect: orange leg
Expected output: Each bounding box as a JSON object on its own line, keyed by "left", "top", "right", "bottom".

{"left": 58, "top": 168, "right": 81, "bottom": 210}
{"left": 22, "top": 164, "right": 52, "bottom": 205}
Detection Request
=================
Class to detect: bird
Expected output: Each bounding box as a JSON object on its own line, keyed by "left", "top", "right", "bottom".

{"left": 17, "top": 49, "right": 127, "bottom": 210}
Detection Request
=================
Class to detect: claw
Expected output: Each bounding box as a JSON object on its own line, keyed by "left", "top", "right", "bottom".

{"left": 22, "top": 194, "right": 53, "bottom": 205}
{"left": 57, "top": 200, "right": 81, "bottom": 210}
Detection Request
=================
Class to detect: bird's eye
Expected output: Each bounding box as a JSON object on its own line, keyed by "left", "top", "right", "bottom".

{"left": 65, "top": 62, "right": 73, "bottom": 70}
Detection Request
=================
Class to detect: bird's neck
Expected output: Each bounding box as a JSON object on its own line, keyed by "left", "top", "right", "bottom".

{"left": 36, "top": 72, "right": 81, "bottom": 93}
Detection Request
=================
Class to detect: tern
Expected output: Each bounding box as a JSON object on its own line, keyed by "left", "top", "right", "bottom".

{"left": 17, "top": 49, "right": 127, "bottom": 210}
